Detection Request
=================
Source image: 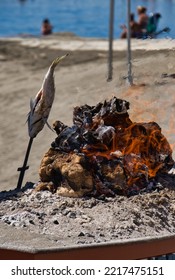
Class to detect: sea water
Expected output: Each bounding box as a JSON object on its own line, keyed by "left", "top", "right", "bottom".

{"left": 0, "top": 0, "right": 174, "bottom": 38}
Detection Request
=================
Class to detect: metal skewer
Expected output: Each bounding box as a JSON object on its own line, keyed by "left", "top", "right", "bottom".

{"left": 16, "top": 137, "right": 34, "bottom": 189}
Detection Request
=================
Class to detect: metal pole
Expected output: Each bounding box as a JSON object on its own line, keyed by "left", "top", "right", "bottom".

{"left": 127, "top": 0, "right": 133, "bottom": 85}
{"left": 107, "top": 0, "right": 115, "bottom": 81}
{"left": 17, "top": 137, "right": 34, "bottom": 189}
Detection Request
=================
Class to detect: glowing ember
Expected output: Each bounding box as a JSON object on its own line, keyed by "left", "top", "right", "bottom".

{"left": 36, "top": 96, "right": 174, "bottom": 197}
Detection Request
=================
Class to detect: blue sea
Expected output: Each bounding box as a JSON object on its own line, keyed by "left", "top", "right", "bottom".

{"left": 0, "top": 0, "right": 175, "bottom": 38}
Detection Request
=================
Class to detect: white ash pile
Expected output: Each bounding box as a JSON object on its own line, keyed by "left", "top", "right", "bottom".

{"left": 0, "top": 182, "right": 175, "bottom": 245}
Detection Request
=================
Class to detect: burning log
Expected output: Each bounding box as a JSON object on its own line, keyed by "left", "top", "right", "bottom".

{"left": 36, "top": 96, "right": 174, "bottom": 197}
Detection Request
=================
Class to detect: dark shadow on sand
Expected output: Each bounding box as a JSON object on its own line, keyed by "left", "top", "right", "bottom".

{"left": 0, "top": 182, "right": 34, "bottom": 203}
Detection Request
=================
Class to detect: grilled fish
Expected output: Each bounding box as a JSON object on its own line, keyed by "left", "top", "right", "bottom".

{"left": 28, "top": 54, "right": 69, "bottom": 138}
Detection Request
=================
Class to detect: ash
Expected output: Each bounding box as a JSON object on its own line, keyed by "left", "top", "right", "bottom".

{"left": 1, "top": 182, "right": 175, "bottom": 246}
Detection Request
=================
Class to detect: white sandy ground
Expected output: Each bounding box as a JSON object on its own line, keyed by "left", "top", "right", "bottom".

{"left": 0, "top": 35, "right": 175, "bottom": 191}
{"left": 4, "top": 35, "right": 175, "bottom": 51}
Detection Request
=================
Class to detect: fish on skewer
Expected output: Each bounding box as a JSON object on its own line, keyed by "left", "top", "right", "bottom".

{"left": 28, "top": 54, "right": 69, "bottom": 138}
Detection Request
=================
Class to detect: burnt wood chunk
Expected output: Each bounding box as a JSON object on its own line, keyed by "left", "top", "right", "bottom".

{"left": 36, "top": 96, "right": 174, "bottom": 197}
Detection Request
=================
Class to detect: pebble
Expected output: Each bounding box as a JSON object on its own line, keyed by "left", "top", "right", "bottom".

{"left": 61, "top": 209, "right": 70, "bottom": 216}
{"left": 67, "top": 211, "right": 76, "bottom": 219}
{"left": 50, "top": 208, "right": 59, "bottom": 215}
{"left": 78, "top": 231, "right": 85, "bottom": 237}
{"left": 53, "top": 219, "right": 59, "bottom": 225}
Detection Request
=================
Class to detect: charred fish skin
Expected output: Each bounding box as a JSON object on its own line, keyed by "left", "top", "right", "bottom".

{"left": 28, "top": 54, "right": 69, "bottom": 138}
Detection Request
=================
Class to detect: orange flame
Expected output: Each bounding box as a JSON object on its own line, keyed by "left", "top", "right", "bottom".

{"left": 82, "top": 121, "right": 173, "bottom": 186}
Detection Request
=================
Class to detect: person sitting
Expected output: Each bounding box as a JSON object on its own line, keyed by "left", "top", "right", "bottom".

{"left": 137, "top": 6, "right": 149, "bottom": 32}
{"left": 41, "top": 18, "right": 53, "bottom": 35}
{"left": 120, "top": 13, "right": 142, "bottom": 39}
{"left": 146, "top": 13, "right": 162, "bottom": 35}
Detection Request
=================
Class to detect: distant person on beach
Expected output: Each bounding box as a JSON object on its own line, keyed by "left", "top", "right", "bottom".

{"left": 41, "top": 18, "right": 53, "bottom": 35}
{"left": 147, "top": 13, "right": 162, "bottom": 34}
{"left": 137, "top": 6, "right": 149, "bottom": 32}
{"left": 120, "top": 13, "right": 142, "bottom": 39}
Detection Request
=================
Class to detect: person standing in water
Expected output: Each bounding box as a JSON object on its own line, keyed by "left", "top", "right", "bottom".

{"left": 41, "top": 18, "right": 53, "bottom": 35}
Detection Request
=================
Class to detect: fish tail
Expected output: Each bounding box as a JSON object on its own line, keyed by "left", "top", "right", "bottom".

{"left": 51, "top": 53, "right": 69, "bottom": 69}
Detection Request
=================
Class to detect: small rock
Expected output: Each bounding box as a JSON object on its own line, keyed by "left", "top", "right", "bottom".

{"left": 50, "top": 208, "right": 59, "bottom": 215}
{"left": 67, "top": 211, "right": 76, "bottom": 219}
{"left": 61, "top": 209, "right": 70, "bottom": 216}
{"left": 53, "top": 219, "right": 59, "bottom": 225}
{"left": 85, "top": 232, "right": 95, "bottom": 238}
{"left": 78, "top": 231, "right": 85, "bottom": 237}
{"left": 77, "top": 240, "right": 86, "bottom": 244}
{"left": 133, "top": 218, "right": 142, "bottom": 226}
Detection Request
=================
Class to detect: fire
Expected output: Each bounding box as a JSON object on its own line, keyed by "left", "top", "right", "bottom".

{"left": 78, "top": 98, "right": 174, "bottom": 192}
{"left": 37, "top": 96, "right": 174, "bottom": 197}
{"left": 82, "top": 121, "right": 172, "bottom": 179}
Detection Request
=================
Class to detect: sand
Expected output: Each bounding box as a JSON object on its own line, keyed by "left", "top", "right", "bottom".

{"left": 1, "top": 34, "right": 175, "bottom": 246}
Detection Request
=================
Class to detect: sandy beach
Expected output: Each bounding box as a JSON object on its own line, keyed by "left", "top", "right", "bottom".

{"left": 1, "top": 34, "right": 175, "bottom": 192}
